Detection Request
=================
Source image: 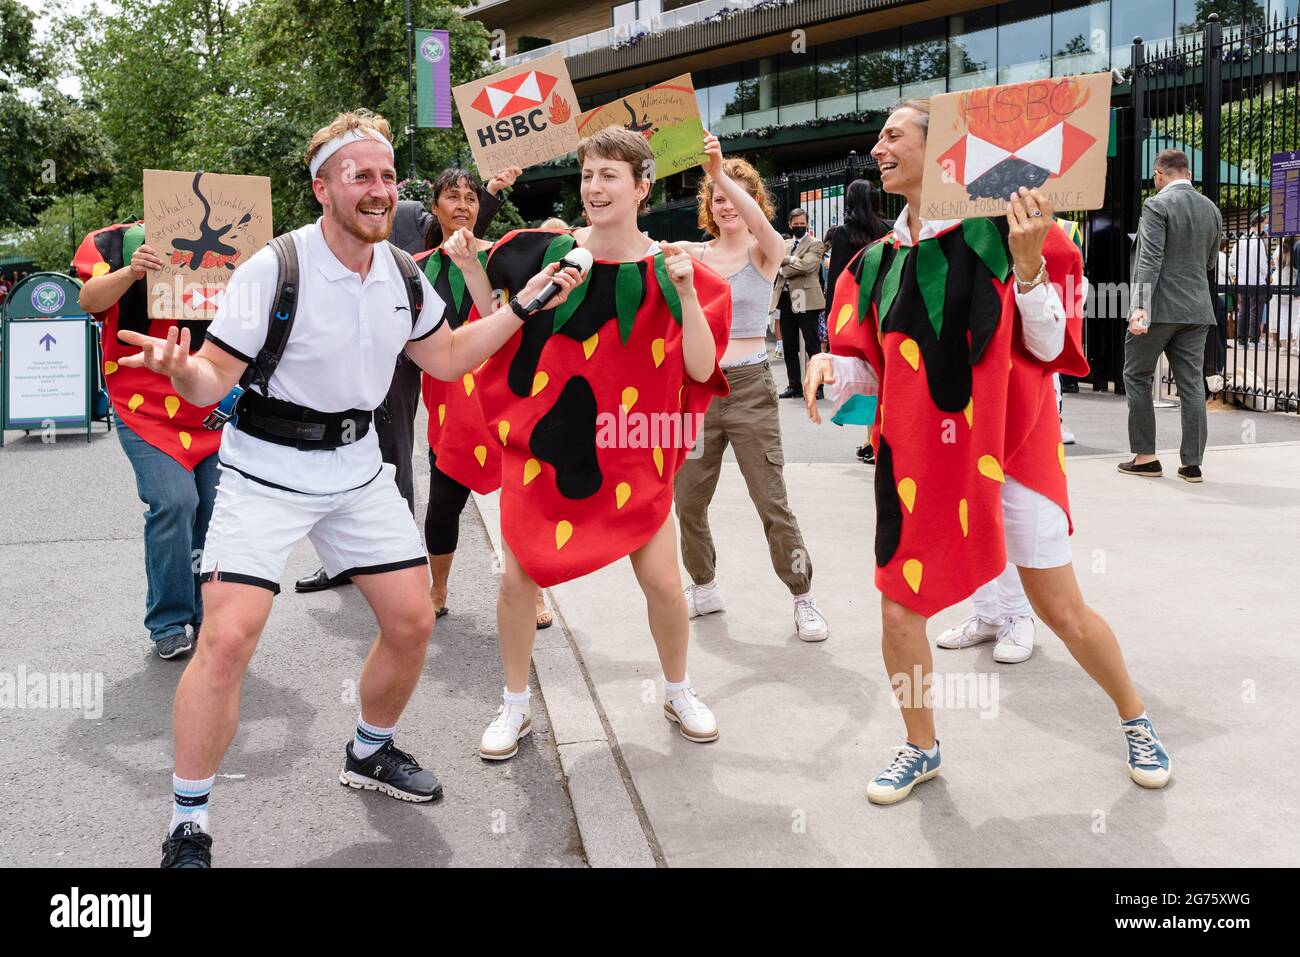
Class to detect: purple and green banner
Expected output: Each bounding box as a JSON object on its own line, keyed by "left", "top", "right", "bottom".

{"left": 416, "top": 29, "right": 452, "bottom": 129}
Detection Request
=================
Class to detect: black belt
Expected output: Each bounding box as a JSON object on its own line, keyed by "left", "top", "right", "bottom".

{"left": 234, "top": 389, "right": 372, "bottom": 451}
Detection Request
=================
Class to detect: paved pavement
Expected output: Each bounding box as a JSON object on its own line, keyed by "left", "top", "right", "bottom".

{"left": 0, "top": 424, "right": 584, "bottom": 867}
{"left": 4, "top": 349, "right": 1299, "bottom": 867}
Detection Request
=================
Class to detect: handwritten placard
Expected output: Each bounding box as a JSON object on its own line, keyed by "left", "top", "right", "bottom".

{"left": 577, "top": 74, "right": 708, "bottom": 180}
{"left": 144, "top": 169, "right": 273, "bottom": 320}
{"left": 920, "top": 72, "right": 1112, "bottom": 220}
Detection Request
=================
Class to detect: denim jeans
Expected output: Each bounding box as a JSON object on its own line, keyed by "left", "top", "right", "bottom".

{"left": 117, "top": 419, "right": 220, "bottom": 642}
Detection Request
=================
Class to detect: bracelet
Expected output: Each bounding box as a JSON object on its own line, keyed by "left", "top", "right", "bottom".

{"left": 1013, "top": 257, "right": 1047, "bottom": 292}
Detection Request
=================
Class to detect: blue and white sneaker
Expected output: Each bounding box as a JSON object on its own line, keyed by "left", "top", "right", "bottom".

{"left": 1121, "top": 716, "right": 1171, "bottom": 788}
{"left": 866, "top": 741, "right": 941, "bottom": 805}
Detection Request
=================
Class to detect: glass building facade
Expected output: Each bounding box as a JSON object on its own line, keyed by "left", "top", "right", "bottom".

{"left": 579, "top": 0, "right": 1300, "bottom": 134}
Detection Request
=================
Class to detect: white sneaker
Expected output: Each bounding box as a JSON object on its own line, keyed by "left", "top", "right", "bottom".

{"left": 1060, "top": 423, "right": 1076, "bottom": 445}
{"left": 479, "top": 702, "right": 532, "bottom": 760}
{"left": 793, "top": 595, "right": 829, "bottom": 642}
{"left": 993, "top": 615, "right": 1035, "bottom": 663}
{"left": 936, "top": 615, "right": 1000, "bottom": 649}
{"left": 663, "top": 687, "right": 719, "bottom": 742}
{"left": 684, "top": 582, "right": 725, "bottom": 619}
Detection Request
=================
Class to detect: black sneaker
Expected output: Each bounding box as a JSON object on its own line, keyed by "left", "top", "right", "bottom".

{"left": 161, "top": 821, "right": 212, "bottom": 868}
{"left": 857, "top": 444, "right": 875, "bottom": 465}
{"left": 156, "top": 632, "right": 194, "bottom": 660}
{"left": 339, "top": 739, "right": 443, "bottom": 803}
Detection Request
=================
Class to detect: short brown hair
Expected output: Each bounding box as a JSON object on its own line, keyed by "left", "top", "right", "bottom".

{"left": 305, "top": 109, "right": 394, "bottom": 179}
{"left": 1154, "top": 148, "right": 1190, "bottom": 175}
{"left": 891, "top": 98, "right": 931, "bottom": 138}
{"left": 577, "top": 127, "right": 655, "bottom": 212}
{"left": 696, "top": 157, "right": 775, "bottom": 237}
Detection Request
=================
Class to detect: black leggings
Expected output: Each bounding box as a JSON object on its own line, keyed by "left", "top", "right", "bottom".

{"left": 424, "top": 451, "right": 472, "bottom": 554}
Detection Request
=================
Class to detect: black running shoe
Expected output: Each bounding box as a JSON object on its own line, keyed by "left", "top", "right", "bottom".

{"left": 161, "top": 822, "right": 212, "bottom": 868}
{"left": 339, "top": 739, "right": 443, "bottom": 803}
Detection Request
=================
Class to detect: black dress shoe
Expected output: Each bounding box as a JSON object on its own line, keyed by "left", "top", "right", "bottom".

{"left": 856, "top": 444, "right": 875, "bottom": 464}
{"left": 294, "top": 566, "right": 352, "bottom": 593}
{"left": 161, "top": 822, "right": 212, "bottom": 868}
{"left": 778, "top": 387, "right": 803, "bottom": 399}
{"left": 1117, "top": 458, "right": 1163, "bottom": 477}
{"left": 815, "top": 386, "right": 825, "bottom": 400}
{"left": 1178, "top": 465, "right": 1203, "bottom": 483}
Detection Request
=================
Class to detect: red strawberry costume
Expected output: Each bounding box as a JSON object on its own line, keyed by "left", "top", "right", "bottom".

{"left": 827, "top": 215, "right": 1087, "bottom": 617}
{"left": 472, "top": 229, "right": 731, "bottom": 587}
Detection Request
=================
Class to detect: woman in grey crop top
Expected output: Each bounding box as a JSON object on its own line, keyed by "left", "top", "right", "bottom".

{"left": 670, "top": 135, "right": 831, "bottom": 643}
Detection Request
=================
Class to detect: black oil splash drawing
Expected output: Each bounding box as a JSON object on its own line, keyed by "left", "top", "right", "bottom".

{"left": 172, "top": 173, "right": 253, "bottom": 271}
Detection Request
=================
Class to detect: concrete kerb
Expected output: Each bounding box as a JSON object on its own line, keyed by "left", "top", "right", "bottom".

{"left": 470, "top": 490, "right": 661, "bottom": 869}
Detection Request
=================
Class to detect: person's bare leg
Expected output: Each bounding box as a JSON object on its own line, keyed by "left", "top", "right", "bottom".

{"left": 427, "top": 552, "right": 453, "bottom": 613}
{"left": 1015, "top": 563, "right": 1144, "bottom": 720}
{"left": 351, "top": 564, "right": 437, "bottom": 726}
{"left": 880, "top": 595, "right": 935, "bottom": 748}
{"left": 496, "top": 541, "right": 539, "bottom": 693}
{"left": 628, "top": 516, "right": 689, "bottom": 683}
{"left": 173, "top": 581, "right": 274, "bottom": 779}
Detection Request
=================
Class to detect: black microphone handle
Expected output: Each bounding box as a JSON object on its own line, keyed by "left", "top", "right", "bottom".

{"left": 522, "top": 280, "right": 563, "bottom": 314}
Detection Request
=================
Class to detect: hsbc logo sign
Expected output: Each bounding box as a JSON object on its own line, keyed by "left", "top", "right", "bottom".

{"left": 453, "top": 52, "right": 580, "bottom": 168}
{"left": 470, "top": 70, "right": 572, "bottom": 147}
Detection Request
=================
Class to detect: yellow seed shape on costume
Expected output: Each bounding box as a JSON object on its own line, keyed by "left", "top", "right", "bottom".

{"left": 474, "top": 445, "right": 487, "bottom": 467}
{"left": 902, "top": 559, "right": 923, "bottom": 594}
{"left": 615, "top": 482, "right": 631, "bottom": 509}
{"left": 499, "top": 420, "right": 510, "bottom": 445}
{"left": 437, "top": 403, "right": 446, "bottom": 426}
{"left": 651, "top": 338, "right": 666, "bottom": 368}
{"left": 899, "top": 338, "right": 920, "bottom": 371}
{"left": 103, "top": 360, "right": 118, "bottom": 376}
{"left": 652, "top": 446, "right": 664, "bottom": 477}
{"left": 462, "top": 373, "right": 475, "bottom": 396}
{"left": 897, "top": 477, "right": 917, "bottom": 514}
{"left": 963, "top": 399, "right": 973, "bottom": 429}
{"left": 165, "top": 395, "right": 181, "bottom": 419}
{"left": 835, "top": 303, "right": 853, "bottom": 334}
{"left": 555, "top": 520, "right": 573, "bottom": 550}
{"left": 128, "top": 393, "right": 144, "bottom": 412}
{"left": 622, "top": 386, "right": 638, "bottom": 413}
{"left": 178, "top": 431, "right": 192, "bottom": 450}
{"left": 531, "top": 371, "right": 549, "bottom": 397}
{"left": 523, "top": 458, "right": 541, "bottom": 485}
{"left": 583, "top": 334, "right": 599, "bottom": 359}
{"left": 978, "top": 454, "right": 1005, "bottom": 483}
{"left": 1058, "top": 442, "right": 1067, "bottom": 474}
{"left": 91, "top": 261, "right": 110, "bottom": 277}
{"left": 958, "top": 498, "right": 969, "bottom": 538}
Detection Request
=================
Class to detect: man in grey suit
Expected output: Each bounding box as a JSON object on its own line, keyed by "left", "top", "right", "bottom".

{"left": 1120, "top": 149, "right": 1222, "bottom": 483}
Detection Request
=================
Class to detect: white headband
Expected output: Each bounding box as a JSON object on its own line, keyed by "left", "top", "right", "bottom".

{"left": 309, "top": 128, "right": 394, "bottom": 180}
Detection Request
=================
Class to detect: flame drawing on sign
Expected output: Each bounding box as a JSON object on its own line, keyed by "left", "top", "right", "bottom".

{"left": 548, "top": 94, "right": 571, "bottom": 125}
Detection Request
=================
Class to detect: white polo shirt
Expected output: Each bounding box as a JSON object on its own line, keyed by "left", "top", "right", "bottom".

{"left": 205, "top": 219, "right": 444, "bottom": 494}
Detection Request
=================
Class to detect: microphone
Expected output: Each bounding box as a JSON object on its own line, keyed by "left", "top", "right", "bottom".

{"left": 522, "top": 247, "right": 594, "bottom": 314}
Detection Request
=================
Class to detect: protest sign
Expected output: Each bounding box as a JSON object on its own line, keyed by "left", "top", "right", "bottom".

{"left": 577, "top": 74, "right": 707, "bottom": 180}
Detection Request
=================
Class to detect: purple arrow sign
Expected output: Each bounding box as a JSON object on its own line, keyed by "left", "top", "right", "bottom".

{"left": 39, "top": 333, "right": 56, "bottom": 351}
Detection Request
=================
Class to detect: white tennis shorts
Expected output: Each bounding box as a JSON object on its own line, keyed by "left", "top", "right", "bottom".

{"left": 1001, "top": 475, "right": 1071, "bottom": 569}
{"left": 199, "top": 462, "right": 427, "bottom": 594}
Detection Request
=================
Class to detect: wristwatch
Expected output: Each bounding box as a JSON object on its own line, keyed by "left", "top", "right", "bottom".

{"left": 508, "top": 295, "right": 532, "bottom": 320}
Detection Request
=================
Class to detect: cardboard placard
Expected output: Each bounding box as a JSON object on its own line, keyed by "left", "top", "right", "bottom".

{"left": 919, "top": 72, "right": 1112, "bottom": 220}
{"left": 452, "top": 52, "right": 581, "bottom": 179}
{"left": 144, "top": 170, "right": 272, "bottom": 320}
{"left": 576, "top": 74, "right": 707, "bottom": 180}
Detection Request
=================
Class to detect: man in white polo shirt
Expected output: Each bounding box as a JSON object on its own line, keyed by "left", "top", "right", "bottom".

{"left": 118, "top": 109, "right": 583, "bottom": 868}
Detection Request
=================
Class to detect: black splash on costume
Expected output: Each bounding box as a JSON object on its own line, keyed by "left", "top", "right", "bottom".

{"left": 873, "top": 435, "right": 903, "bottom": 568}
{"left": 530, "top": 376, "right": 602, "bottom": 499}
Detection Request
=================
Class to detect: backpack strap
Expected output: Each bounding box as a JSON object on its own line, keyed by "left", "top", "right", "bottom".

{"left": 241, "top": 233, "right": 300, "bottom": 391}
{"left": 387, "top": 241, "right": 424, "bottom": 331}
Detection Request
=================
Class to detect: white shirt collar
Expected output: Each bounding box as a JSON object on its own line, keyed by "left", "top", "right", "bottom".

{"left": 1158, "top": 178, "right": 1193, "bottom": 195}
{"left": 309, "top": 217, "right": 393, "bottom": 284}
{"left": 891, "top": 205, "right": 961, "bottom": 247}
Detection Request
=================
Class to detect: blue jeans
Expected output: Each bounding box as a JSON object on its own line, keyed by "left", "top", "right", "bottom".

{"left": 117, "top": 419, "right": 220, "bottom": 642}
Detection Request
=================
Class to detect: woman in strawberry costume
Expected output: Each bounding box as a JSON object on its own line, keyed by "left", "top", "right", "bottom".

{"left": 472, "top": 127, "right": 732, "bottom": 760}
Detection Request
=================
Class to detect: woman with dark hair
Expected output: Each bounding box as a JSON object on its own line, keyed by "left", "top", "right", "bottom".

{"left": 415, "top": 168, "right": 552, "bottom": 628}
{"left": 824, "top": 179, "right": 889, "bottom": 464}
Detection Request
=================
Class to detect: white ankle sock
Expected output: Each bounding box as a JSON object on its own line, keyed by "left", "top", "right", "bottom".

{"left": 170, "top": 773, "right": 214, "bottom": 834}
{"left": 503, "top": 687, "right": 531, "bottom": 708}
{"left": 664, "top": 675, "right": 690, "bottom": 696}
{"left": 694, "top": 580, "right": 717, "bottom": 592}
{"left": 353, "top": 714, "right": 397, "bottom": 760}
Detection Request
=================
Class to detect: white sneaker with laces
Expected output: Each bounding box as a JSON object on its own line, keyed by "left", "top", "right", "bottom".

{"left": 936, "top": 615, "right": 1000, "bottom": 649}
{"left": 479, "top": 702, "right": 532, "bottom": 760}
{"left": 684, "top": 582, "right": 725, "bottom": 619}
{"left": 663, "top": 688, "right": 719, "bottom": 742}
{"left": 793, "top": 595, "right": 829, "bottom": 642}
{"left": 992, "top": 615, "right": 1035, "bottom": 663}
{"left": 1061, "top": 424, "right": 1076, "bottom": 445}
